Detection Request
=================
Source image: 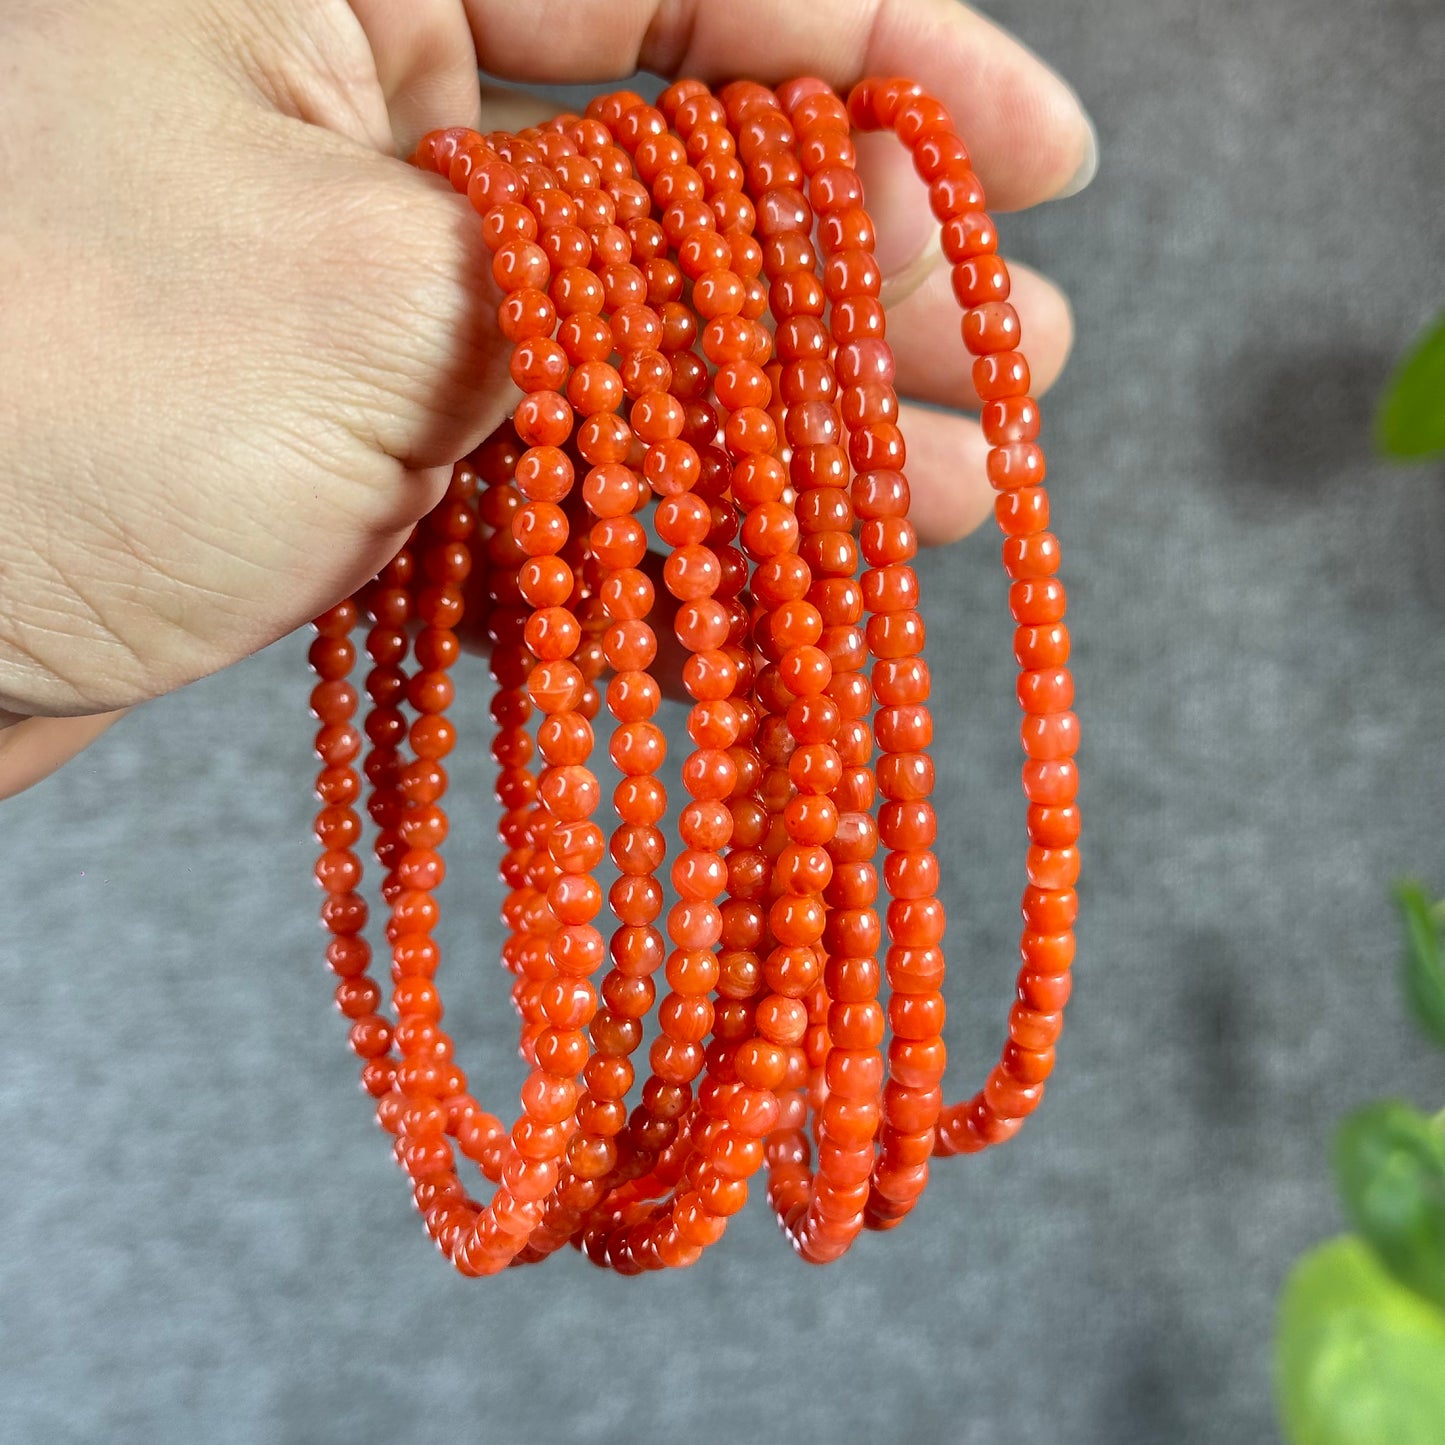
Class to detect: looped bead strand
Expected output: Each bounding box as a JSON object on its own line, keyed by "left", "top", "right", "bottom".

{"left": 306, "top": 75, "right": 1078, "bottom": 1275}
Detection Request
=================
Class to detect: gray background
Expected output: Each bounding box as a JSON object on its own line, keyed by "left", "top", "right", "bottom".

{"left": 4, "top": 1, "right": 1445, "bottom": 1441}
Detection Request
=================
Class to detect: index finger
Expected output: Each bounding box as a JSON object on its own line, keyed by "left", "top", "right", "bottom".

{"left": 462, "top": 0, "right": 1096, "bottom": 209}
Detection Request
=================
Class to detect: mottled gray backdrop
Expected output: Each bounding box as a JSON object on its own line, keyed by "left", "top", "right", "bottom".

{"left": 4, "top": 1, "right": 1445, "bottom": 1441}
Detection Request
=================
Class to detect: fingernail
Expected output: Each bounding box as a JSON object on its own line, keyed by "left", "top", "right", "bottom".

{"left": 1055, "top": 113, "right": 1099, "bottom": 200}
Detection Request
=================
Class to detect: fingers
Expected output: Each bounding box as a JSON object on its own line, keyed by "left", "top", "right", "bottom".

{"left": 351, "top": 1, "right": 1083, "bottom": 563}
{"left": 888, "top": 257, "right": 1074, "bottom": 412}
{"left": 347, "top": 0, "right": 483, "bottom": 150}
{"left": 457, "top": 0, "right": 1095, "bottom": 208}
{"left": 315, "top": 150, "right": 519, "bottom": 477}
{"left": 895, "top": 403, "right": 996, "bottom": 547}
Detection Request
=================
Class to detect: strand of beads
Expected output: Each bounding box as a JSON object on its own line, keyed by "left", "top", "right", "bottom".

{"left": 844, "top": 78, "right": 1080, "bottom": 1160}
{"left": 305, "top": 74, "right": 1078, "bottom": 1275}
{"left": 755, "top": 78, "right": 884, "bottom": 1262}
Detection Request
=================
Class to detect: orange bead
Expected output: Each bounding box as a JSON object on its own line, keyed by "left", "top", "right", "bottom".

{"left": 307, "top": 81, "right": 1080, "bottom": 1275}
{"left": 566, "top": 360, "right": 624, "bottom": 415}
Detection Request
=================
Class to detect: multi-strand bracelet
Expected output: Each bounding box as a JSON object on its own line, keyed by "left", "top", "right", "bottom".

{"left": 305, "top": 75, "right": 1078, "bottom": 1276}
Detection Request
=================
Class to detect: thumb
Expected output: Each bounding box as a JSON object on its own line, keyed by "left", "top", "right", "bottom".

{"left": 0, "top": 711, "right": 128, "bottom": 802}
{"left": 310, "top": 88, "right": 567, "bottom": 484}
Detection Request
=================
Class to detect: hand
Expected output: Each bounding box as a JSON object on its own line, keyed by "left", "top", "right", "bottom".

{"left": 0, "top": 0, "right": 1095, "bottom": 798}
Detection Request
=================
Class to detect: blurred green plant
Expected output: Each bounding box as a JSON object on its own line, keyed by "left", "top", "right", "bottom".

{"left": 1376, "top": 313, "right": 1445, "bottom": 461}
{"left": 1278, "top": 329, "right": 1445, "bottom": 1441}
{"left": 1397, "top": 881, "right": 1445, "bottom": 1050}
{"left": 1274, "top": 884, "right": 1445, "bottom": 1444}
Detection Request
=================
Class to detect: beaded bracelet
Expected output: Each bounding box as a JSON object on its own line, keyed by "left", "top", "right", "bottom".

{"left": 306, "top": 75, "right": 1079, "bottom": 1276}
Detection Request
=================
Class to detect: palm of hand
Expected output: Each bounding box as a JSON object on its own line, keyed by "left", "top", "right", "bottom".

{"left": 0, "top": 0, "right": 1091, "bottom": 794}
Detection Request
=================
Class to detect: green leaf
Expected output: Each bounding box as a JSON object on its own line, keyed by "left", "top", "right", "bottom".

{"left": 1334, "top": 1100, "right": 1445, "bottom": 1309}
{"left": 1377, "top": 312, "right": 1445, "bottom": 460}
{"left": 1394, "top": 880, "right": 1445, "bottom": 1049}
{"left": 1276, "top": 1236, "right": 1445, "bottom": 1445}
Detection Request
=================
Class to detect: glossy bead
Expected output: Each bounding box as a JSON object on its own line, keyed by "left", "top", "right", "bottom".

{"left": 313, "top": 81, "right": 1077, "bottom": 1276}
{"left": 963, "top": 302, "right": 1022, "bottom": 355}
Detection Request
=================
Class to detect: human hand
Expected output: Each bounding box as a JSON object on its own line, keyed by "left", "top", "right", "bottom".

{"left": 0, "top": 0, "right": 1095, "bottom": 797}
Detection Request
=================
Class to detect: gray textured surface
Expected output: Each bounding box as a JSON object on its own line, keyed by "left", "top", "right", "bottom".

{"left": 5, "top": 2, "right": 1445, "bottom": 1442}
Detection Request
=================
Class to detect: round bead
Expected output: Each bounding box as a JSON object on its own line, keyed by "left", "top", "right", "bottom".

{"left": 310, "top": 81, "right": 1078, "bottom": 1276}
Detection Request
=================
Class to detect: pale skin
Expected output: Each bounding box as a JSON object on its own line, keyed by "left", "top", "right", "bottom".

{"left": 0, "top": 0, "right": 1096, "bottom": 800}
